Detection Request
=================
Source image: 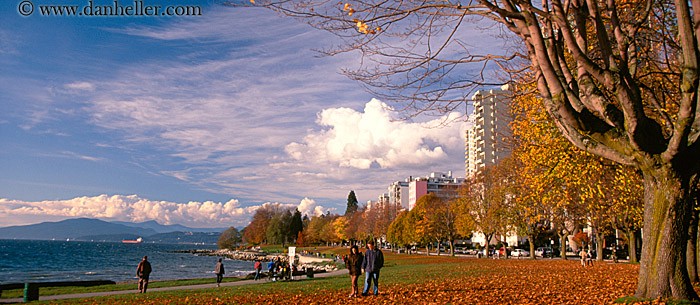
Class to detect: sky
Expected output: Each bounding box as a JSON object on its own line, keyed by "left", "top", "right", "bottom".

{"left": 0, "top": 0, "right": 507, "bottom": 228}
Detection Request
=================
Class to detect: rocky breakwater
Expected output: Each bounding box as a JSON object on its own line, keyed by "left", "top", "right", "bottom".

{"left": 173, "top": 249, "right": 340, "bottom": 274}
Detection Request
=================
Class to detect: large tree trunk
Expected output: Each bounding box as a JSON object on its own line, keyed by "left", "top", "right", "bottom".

{"left": 449, "top": 239, "right": 455, "bottom": 256}
{"left": 559, "top": 233, "right": 568, "bottom": 260}
{"left": 626, "top": 230, "right": 638, "bottom": 264}
{"left": 596, "top": 232, "right": 605, "bottom": 262}
{"left": 688, "top": 209, "right": 699, "bottom": 284}
{"left": 529, "top": 235, "right": 536, "bottom": 259}
{"left": 436, "top": 241, "right": 441, "bottom": 256}
{"left": 635, "top": 170, "right": 697, "bottom": 300}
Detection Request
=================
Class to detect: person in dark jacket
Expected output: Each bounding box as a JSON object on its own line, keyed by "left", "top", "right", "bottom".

{"left": 215, "top": 258, "right": 225, "bottom": 287}
{"left": 345, "top": 245, "right": 364, "bottom": 298}
{"left": 136, "top": 256, "right": 152, "bottom": 293}
{"left": 361, "top": 241, "right": 384, "bottom": 296}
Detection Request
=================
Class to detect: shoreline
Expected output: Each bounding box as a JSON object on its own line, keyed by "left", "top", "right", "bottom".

{"left": 173, "top": 249, "right": 341, "bottom": 273}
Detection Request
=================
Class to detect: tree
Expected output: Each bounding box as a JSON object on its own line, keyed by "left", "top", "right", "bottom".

{"left": 290, "top": 209, "right": 304, "bottom": 243}
{"left": 217, "top": 227, "right": 242, "bottom": 249}
{"left": 243, "top": 205, "right": 276, "bottom": 244}
{"left": 345, "top": 190, "right": 359, "bottom": 215}
{"left": 458, "top": 166, "right": 509, "bottom": 258}
{"left": 237, "top": 0, "right": 700, "bottom": 299}
{"left": 266, "top": 211, "right": 292, "bottom": 245}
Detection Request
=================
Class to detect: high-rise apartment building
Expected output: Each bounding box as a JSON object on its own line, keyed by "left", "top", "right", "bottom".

{"left": 466, "top": 85, "right": 514, "bottom": 177}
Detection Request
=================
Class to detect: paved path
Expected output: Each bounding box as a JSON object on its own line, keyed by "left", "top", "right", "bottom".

{"left": 1, "top": 269, "right": 348, "bottom": 303}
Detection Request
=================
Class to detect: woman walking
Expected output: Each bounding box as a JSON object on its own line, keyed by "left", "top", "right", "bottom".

{"left": 345, "top": 245, "right": 364, "bottom": 298}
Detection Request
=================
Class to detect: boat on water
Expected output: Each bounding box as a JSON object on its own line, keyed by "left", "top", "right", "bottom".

{"left": 122, "top": 237, "right": 143, "bottom": 243}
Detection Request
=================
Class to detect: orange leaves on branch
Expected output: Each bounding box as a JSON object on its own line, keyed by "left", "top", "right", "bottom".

{"left": 342, "top": 2, "right": 379, "bottom": 34}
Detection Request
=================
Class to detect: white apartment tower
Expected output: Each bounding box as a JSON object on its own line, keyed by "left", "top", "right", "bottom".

{"left": 388, "top": 181, "right": 410, "bottom": 211}
{"left": 466, "top": 85, "right": 514, "bottom": 177}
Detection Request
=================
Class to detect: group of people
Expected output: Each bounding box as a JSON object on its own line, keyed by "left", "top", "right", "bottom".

{"left": 579, "top": 248, "right": 594, "bottom": 266}
{"left": 134, "top": 241, "right": 386, "bottom": 297}
{"left": 344, "top": 240, "right": 384, "bottom": 298}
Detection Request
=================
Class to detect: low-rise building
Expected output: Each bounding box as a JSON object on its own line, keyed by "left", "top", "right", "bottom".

{"left": 408, "top": 171, "right": 465, "bottom": 210}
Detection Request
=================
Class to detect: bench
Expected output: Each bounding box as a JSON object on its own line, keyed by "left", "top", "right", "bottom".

{"left": 0, "top": 280, "right": 115, "bottom": 302}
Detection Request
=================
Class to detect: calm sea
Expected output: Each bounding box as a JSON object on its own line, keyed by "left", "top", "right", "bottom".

{"left": 0, "top": 239, "right": 254, "bottom": 284}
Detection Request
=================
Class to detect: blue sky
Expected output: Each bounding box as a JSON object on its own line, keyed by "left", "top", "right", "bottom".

{"left": 0, "top": 0, "right": 505, "bottom": 228}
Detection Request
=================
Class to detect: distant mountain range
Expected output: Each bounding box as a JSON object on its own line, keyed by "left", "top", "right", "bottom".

{"left": 0, "top": 218, "right": 228, "bottom": 244}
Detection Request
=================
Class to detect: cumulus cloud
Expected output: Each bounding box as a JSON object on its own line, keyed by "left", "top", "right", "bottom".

{"left": 286, "top": 99, "right": 467, "bottom": 169}
{"left": 297, "top": 197, "right": 327, "bottom": 217}
{"left": 0, "top": 195, "right": 333, "bottom": 228}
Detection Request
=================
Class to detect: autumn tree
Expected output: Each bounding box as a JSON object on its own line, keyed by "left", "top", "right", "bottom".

{"left": 387, "top": 210, "right": 410, "bottom": 249}
{"left": 609, "top": 166, "right": 644, "bottom": 264}
{"left": 243, "top": 204, "right": 277, "bottom": 244}
{"left": 235, "top": 0, "right": 700, "bottom": 299}
{"left": 217, "top": 226, "right": 242, "bottom": 249}
{"left": 458, "top": 166, "right": 509, "bottom": 258}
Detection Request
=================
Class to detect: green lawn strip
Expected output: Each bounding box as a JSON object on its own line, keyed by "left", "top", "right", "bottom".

{"left": 44, "top": 253, "right": 484, "bottom": 304}
{"left": 0, "top": 277, "right": 244, "bottom": 299}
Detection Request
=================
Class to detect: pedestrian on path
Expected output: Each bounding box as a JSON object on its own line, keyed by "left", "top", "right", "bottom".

{"left": 136, "top": 256, "right": 152, "bottom": 293}
{"left": 586, "top": 249, "right": 594, "bottom": 266}
{"left": 579, "top": 249, "right": 587, "bottom": 267}
{"left": 361, "top": 240, "right": 384, "bottom": 296}
{"left": 345, "top": 245, "right": 363, "bottom": 298}
{"left": 215, "top": 258, "right": 225, "bottom": 287}
{"left": 254, "top": 260, "right": 263, "bottom": 280}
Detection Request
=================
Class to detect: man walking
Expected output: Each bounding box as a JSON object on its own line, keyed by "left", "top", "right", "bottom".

{"left": 136, "top": 256, "right": 152, "bottom": 293}
{"left": 361, "top": 241, "right": 384, "bottom": 296}
{"left": 215, "top": 258, "right": 225, "bottom": 287}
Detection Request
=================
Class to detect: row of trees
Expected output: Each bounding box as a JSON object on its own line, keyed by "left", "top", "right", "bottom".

{"left": 236, "top": 191, "right": 402, "bottom": 247}
{"left": 242, "top": 204, "right": 304, "bottom": 246}
{"left": 233, "top": 0, "right": 700, "bottom": 299}
{"left": 387, "top": 81, "right": 646, "bottom": 262}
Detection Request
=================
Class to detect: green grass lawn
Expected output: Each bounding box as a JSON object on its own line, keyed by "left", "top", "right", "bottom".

{"left": 0, "top": 277, "right": 244, "bottom": 299}
{"left": 17, "top": 250, "right": 483, "bottom": 304}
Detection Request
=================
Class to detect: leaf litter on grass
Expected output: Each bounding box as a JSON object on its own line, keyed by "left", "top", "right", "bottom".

{"left": 49, "top": 258, "right": 691, "bottom": 304}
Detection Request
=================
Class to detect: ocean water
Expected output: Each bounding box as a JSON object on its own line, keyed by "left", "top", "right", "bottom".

{"left": 0, "top": 239, "right": 255, "bottom": 284}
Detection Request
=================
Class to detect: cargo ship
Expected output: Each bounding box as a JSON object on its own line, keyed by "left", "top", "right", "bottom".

{"left": 122, "top": 237, "right": 143, "bottom": 243}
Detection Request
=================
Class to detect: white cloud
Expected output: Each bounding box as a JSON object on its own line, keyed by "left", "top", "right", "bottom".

{"left": 297, "top": 197, "right": 327, "bottom": 217}
{"left": 0, "top": 195, "right": 255, "bottom": 228}
{"left": 286, "top": 99, "right": 467, "bottom": 169}
{"left": 0, "top": 195, "right": 334, "bottom": 228}
{"left": 64, "top": 81, "right": 94, "bottom": 91}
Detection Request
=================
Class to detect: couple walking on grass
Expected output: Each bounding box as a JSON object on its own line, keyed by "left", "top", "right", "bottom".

{"left": 345, "top": 240, "right": 384, "bottom": 298}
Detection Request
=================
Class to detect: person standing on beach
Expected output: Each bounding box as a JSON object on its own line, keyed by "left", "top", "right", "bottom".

{"left": 345, "top": 245, "right": 363, "bottom": 298}
{"left": 215, "top": 258, "right": 225, "bottom": 287}
{"left": 361, "top": 241, "right": 384, "bottom": 296}
{"left": 136, "top": 256, "right": 152, "bottom": 293}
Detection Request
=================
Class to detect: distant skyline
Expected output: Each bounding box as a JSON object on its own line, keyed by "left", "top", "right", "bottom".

{"left": 1, "top": 1, "right": 506, "bottom": 227}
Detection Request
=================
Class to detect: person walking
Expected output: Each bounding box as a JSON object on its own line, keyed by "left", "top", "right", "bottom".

{"left": 267, "top": 259, "right": 275, "bottom": 281}
{"left": 215, "top": 258, "right": 225, "bottom": 287}
{"left": 361, "top": 241, "right": 384, "bottom": 296}
{"left": 136, "top": 256, "right": 152, "bottom": 293}
{"left": 345, "top": 245, "right": 364, "bottom": 298}
{"left": 586, "top": 249, "right": 594, "bottom": 266}
{"left": 254, "top": 260, "right": 263, "bottom": 280}
{"left": 579, "top": 248, "right": 587, "bottom": 267}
